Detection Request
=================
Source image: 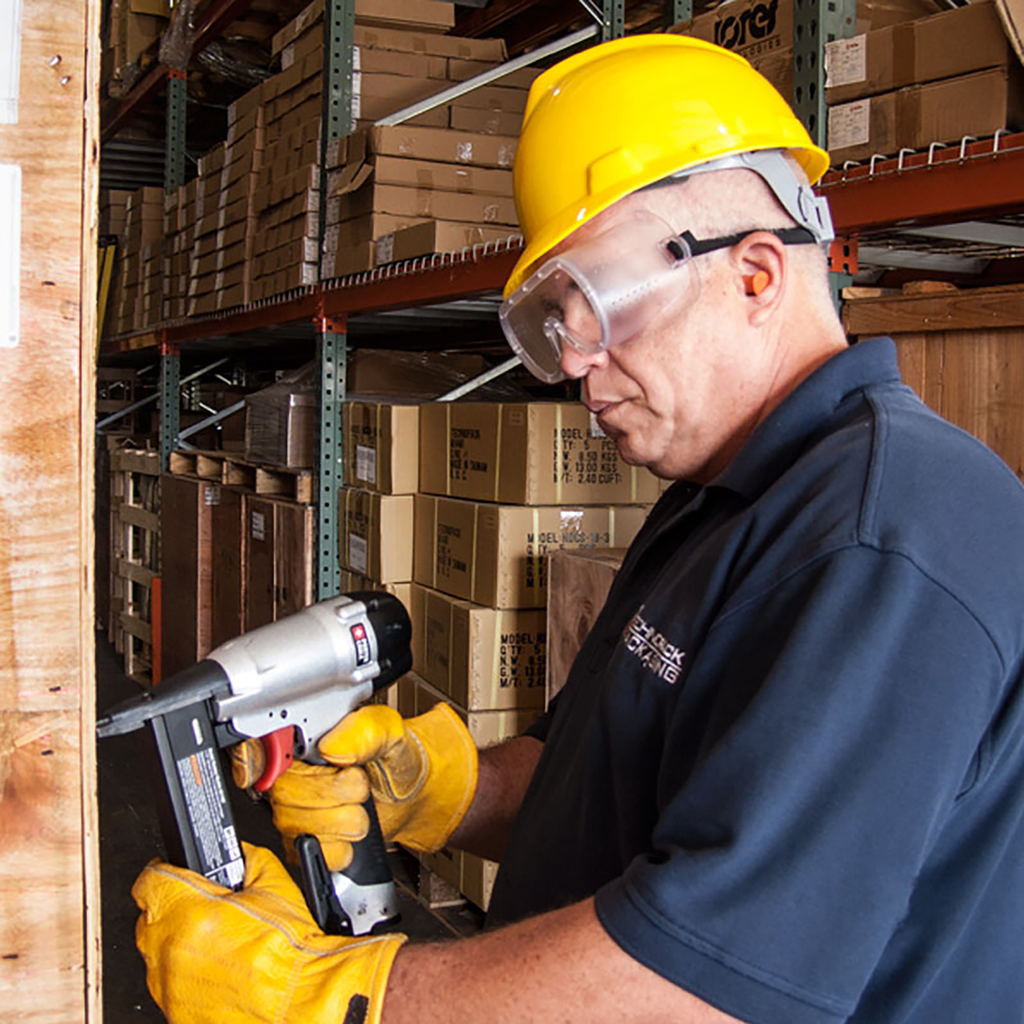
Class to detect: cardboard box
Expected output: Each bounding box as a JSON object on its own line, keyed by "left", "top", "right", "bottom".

{"left": 368, "top": 155, "right": 513, "bottom": 197}
{"left": 339, "top": 570, "right": 413, "bottom": 614}
{"left": 411, "top": 670, "right": 541, "bottom": 744}
{"left": 447, "top": 58, "right": 541, "bottom": 90}
{"left": 377, "top": 219, "right": 520, "bottom": 263}
{"left": 364, "top": 125, "right": 518, "bottom": 169}
{"left": 343, "top": 401, "right": 420, "bottom": 494}
{"left": 419, "top": 402, "right": 661, "bottom": 506}
{"left": 826, "top": 1, "right": 1013, "bottom": 104}
{"left": 332, "top": 177, "right": 519, "bottom": 226}
{"left": 448, "top": 105, "right": 524, "bottom": 137}
{"left": 355, "top": 0, "right": 455, "bottom": 33}
{"left": 411, "top": 584, "right": 547, "bottom": 709}
{"left": 828, "top": 66, "right": 1024, "bottom": 163}
{"left": 414, "top": 495, "right": 649, "bottom": 608}
{"left": 340, "top": 488, "right": 415, "bottom": 582}
{"left": 273, "top": 0, "right": 505, "bottom": 60}
{"left": 670, "top": 0, "right": 941, "bottom": 61}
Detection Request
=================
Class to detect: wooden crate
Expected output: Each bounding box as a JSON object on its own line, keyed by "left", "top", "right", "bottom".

{"left": 844, "top": 285, "right": 1024, "bottom": 483}
{"left": 109, "top": 448, "right": 160, "bottom": 685}
{"left": 0, "top": 0, "right": 101, "bottom": 1008}
{"left": 243, "top": 495, "right": 315, "bottom": 632}
{"left": 546, "top": 548, "right": 627, "bottom": 704}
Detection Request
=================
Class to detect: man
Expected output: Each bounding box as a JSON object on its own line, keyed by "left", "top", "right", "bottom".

{"left": 132, "top": 35, "right": 1024, "bottom": 1024}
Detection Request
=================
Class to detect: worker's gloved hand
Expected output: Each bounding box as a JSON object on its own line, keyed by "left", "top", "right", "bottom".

{"left": 132, "top": 842, "right": 405, "bottom": 1024}
{"left": 271, "top": 703, "right": 479, "bottom": 869}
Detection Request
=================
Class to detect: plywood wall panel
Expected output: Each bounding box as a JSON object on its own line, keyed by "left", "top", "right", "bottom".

{"left": 0, "top": 0, "right": 100, "bottom": 1013}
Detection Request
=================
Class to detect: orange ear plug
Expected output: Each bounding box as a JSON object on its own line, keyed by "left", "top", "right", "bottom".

{"left": 744, "top": 271, "right": 770, "bottom": 296}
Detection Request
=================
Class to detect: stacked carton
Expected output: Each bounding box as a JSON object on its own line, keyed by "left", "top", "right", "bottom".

{"left": 110, "top": 186, "right": 163, "bottom": 334}
{"left": 189, "top": 101, "right": 265, "bottom": 315}
{"left": 824, "top": 1, "right": 1023, "bottom": 163}
{"left": 324, "top": 124, "right": 520, "bottom": 276}
{"left": 162, "top": 180, "right": 195, "bottom": 321}
{"left": 99, "top": 189, "right": 131, "bottom": 239}
{"left": 370, "top": 401, "right": 656, "bottom": 910}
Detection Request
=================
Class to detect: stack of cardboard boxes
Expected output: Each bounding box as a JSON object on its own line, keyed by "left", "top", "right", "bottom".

{"left": 825, "top": 1, "right": 1023, "bottom": 163}
{"left": 337, "top": 397, "right": 659, "bottom": 909}
{"left": 667, "top": 0, "right": 1024, "bottom": 165}
{"left": 109, "top": 186, "right": 163, "bottom": 334}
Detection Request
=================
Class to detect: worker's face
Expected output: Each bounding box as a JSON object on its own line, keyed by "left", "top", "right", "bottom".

{"left": 557, "top": 194, "right": 778, "bottom": 483}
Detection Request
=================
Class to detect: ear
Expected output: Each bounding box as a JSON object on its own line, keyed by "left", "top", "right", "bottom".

{"left": 730, "top": 231, "right": 787, "bottom": 325}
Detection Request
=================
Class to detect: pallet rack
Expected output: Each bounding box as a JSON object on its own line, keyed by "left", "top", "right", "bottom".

{"left": 98, "top": 0, "right": 1024, "bottom": 608}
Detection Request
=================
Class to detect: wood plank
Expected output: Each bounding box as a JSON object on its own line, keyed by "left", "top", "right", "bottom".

{"left": 168, "top": 450, "right": 197, "bottom": 476}
{"left": 118, "top": 504, "right": 160, "bottom": 533}
{"left": 211, "top": 489, "right": 244, "bottom": 649}
{"left": 0, "top": 0, "right": 99, "bottom": 1008}
{"left": 120, "top": 612, "right": 153, "bottom": 644}
{"left": 117, "top": 558, "right": 157, "bottom": 586}
{"left": 244, "top": 496, "right": 276, "bottom": 631}
{"left": 196, "top": 452, "right": 224, "bottom": 480}
{"left": 844, "top": 284, "right": 1024, "bottom": 337}
{"left": 546, "top": 549, "right": 626, "bottom": 704}
{"left": 111, "top": 449, "right": 160, "bottom": 475}
{"left": 222, "top": 457, "right": 256, "bottom": 490}
{"left": 275, "top": 502, "right": 314, "bottom": 619}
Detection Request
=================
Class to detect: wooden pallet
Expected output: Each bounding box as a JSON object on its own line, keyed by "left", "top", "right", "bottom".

{"left": 169, "top": 449, "right": 314, "bottom": 504}
{"left": 109, "top": 448, "right": 160, "bottom": 686}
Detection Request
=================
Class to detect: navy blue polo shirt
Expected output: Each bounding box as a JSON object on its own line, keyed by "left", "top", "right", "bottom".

{"left": 487, "top": 338, "right": 1024, "bottom": 1023}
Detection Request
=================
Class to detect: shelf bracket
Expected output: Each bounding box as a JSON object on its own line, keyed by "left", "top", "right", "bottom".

{"left": 315, "top": 315, "right": 347, "bottom": 601}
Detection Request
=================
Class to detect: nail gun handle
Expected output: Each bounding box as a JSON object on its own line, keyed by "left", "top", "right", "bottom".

{"left": 296, "top": 797, "right": 400, "bottom": 937}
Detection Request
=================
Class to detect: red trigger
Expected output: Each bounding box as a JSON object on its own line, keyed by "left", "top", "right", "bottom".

{"left": 253, "top": 726, "right": 296, "bottom": 792}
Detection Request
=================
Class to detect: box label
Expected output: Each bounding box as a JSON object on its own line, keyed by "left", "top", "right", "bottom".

{"left": 356, "top": 444, "right": 378, "bottom": 484}
{"left": 251, "top": 510, "right": 266, "bottom": 541}
{"left": 204, "top": 485, "right": 221, "bottom": 506}
{"left": 375, "top": 232, "right": 395, "bottom": 265}
{"left": 825, "top": 35, "right": 867, "bottom": 88}
{"left": 0, "top": 0, "right": 23, "bottom": 124}
{"left": 349, "top": 533, "right": 368, "bottom": 574}
{"left": 828, "top": 99, "right": 871, "bottom": 151}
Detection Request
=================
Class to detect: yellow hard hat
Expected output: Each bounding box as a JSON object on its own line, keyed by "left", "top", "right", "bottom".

{"left": 504, "top": 34, "right": 830, "bottom": 298}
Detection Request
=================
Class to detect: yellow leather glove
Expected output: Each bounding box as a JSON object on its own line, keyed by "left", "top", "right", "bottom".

{"left": 132, "top": 842, "right": 405, "bottom": 1024}
{"left": 271, "top": 703, "right": 479, "bottom": 869}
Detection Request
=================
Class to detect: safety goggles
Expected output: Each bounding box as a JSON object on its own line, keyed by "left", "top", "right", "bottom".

{"left": 499, "top": 210, "right": 814, "bottom": 383}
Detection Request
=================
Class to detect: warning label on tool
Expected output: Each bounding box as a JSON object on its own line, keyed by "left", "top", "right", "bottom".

{"left": 176, "top": 743, "right": 244, "bottom": 888}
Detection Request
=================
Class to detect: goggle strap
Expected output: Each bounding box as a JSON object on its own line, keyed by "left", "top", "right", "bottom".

{"left": 668, "top": 226, "right": 816, "bottom": 261}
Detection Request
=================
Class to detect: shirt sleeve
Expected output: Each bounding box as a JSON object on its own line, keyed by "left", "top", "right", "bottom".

{"left": 523, "top": 694, "right": 559, "bottom": 742}
{"left": 594, "top": 543, "right": 1003, "bottom": 1024}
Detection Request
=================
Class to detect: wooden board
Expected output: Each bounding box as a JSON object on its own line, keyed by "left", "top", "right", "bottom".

{"left": 275, "top": 502, "right": 314, "bottom": 619}
{"left": 160, "top": 475, "right": 214, "bottom": 677}
{"left": 211, "top": 488, "right": 245, "bottom": 649}
{"left": 546, "top": 548, "right": 626, "bottom": 705}
{"left": 843, "top": 284, "right": 1024, "bottom": 337}
{"left": 0, "top": 0, "right": 100, "bottom": 1010}
{"left": 888, "top": 329, "right": 1024, "bottom": 483}
{"left": 244, "top": 496, "right": 276, "bottom": 632}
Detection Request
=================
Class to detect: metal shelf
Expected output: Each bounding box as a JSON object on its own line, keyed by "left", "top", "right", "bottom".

{"left": 101, "top": 238, "right": 522, "bottom": 354}
{"left": 822, "top": 132, "right": 1024, "bottom": 235}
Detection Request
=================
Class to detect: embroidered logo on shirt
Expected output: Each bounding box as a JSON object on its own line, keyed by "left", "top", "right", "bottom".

{"left": 623, "top": 607, "right": 685, "bottom": 684}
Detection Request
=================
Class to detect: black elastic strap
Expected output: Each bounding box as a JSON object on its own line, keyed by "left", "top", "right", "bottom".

{"left": 667, "top": 226, "right": 816, "bottom": 261}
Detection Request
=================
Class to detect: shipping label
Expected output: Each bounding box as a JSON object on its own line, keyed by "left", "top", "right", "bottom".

{"left": 497, "top": 630, "right": 547, "bottom": 690}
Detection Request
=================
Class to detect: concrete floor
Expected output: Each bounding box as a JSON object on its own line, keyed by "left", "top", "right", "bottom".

{"left": 96, "top": 636, "right": 478, "bottom": 1020}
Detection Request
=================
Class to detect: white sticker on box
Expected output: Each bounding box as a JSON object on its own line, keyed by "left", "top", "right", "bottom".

{"left": 0, "top": 164, "right": 20, "bottom": 348}
{"left": 356, "top": 444, "right": 378, "bottom": 484}
{"left": 204, "top": 485, "right": 221, "bottom": 506}
{"left": 353, "top": 45, "right": 361, "bottom": 70}
{"left": 456, "top": 141, "right": 473, "bottom": 162}
{"left": 351, "top": 70, "right": 362, "bottom": 120}
{"left": 349, "top": 534, "right": 368, "bottom": 574}
{"left": 0, "top": 0, "right": 23, "bottom": 123}
{"left": 375, "top": 233, "right": 394, "bottom": 265}
{"left": 828, "top": 99, "right": 871, "bottom": 151}
{"left": 588, "top": 413, "right": 607, "bottom": 438}
{"left": 251, "top": 510, "right": 266, "bottom": 542}
{"left": 825, "top": 35, "right": 867, "bottom": 88}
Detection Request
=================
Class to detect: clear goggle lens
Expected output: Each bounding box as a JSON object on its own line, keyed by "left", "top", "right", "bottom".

{"left": 500, "top": 212, "right": 699, "bottom": 383}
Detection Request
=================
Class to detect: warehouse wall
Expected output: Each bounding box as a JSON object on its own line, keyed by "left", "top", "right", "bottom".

{"left": 0, "top": 0, "right": 101, "bottom": 1016}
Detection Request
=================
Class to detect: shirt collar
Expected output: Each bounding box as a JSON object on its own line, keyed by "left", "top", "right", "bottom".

{"left": 709, "top": 336, "right": 902, "bottom": 501}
